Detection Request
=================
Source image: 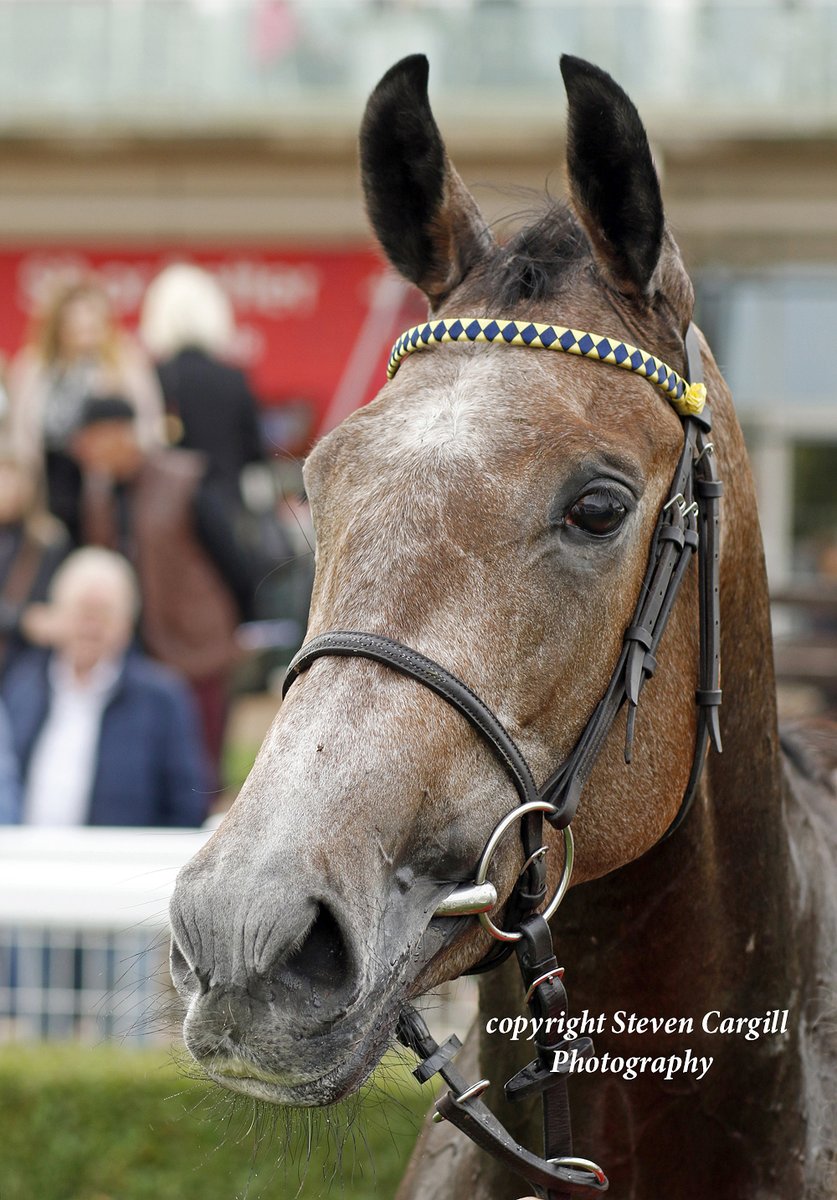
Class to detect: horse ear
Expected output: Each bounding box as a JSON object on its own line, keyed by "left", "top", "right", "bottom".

{"left": 360, "top": 55, "right": 494, "bottom": 308}
{"left": 560, "top": 55, "right": 665, "bottom": 299}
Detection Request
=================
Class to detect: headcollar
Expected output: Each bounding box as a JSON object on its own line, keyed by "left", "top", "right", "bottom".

{"left": 387, "top": 316, "right": 706, "bottom": 418}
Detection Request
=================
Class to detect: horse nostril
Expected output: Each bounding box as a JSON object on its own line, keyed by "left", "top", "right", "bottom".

{"left": 273, "top": 903, "right": 354, "bottom": 1004}
{"left": 170, "top": 935, "right": 201, "bottom": 997}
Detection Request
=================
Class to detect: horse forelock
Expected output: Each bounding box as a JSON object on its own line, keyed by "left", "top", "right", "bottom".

{"left": 438, "top": 199, "right": 694, "bottom": 382}
{"left": 457, "top": 200, "right": 590, "bottom": 308}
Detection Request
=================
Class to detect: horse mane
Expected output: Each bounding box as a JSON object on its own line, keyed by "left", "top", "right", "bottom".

{"left": 459, "top": 201, "right": 591, "bottom": 308}
{"left": 780, "top": 718, "right": 837, "bottom": 792}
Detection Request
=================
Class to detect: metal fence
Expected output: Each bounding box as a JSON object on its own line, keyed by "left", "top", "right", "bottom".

{"left": 0, "top": 924, "right": 169, "bottom": 1042}
{"left": 0, "top": 826, "right": 210, "bottom": 1044}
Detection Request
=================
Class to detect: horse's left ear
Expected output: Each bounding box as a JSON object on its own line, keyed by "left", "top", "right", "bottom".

{"left": 560, "top": 55, "right": 666, "bottom": 300}
{"left": 360, "top": 55, "right": 494, "bottom": 308}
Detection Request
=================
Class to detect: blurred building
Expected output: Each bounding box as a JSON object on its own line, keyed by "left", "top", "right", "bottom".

{"left": 0, "top": 0, "right": 834, "bottom": 581}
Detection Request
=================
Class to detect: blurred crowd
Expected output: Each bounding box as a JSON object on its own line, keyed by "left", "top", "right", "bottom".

{"left": 0, "top": 264, "right": 301, "bottom": 829}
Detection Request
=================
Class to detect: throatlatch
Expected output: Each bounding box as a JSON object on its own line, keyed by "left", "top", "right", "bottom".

{"left": 282, "top": 320, "right": 723, "bottom": 1199}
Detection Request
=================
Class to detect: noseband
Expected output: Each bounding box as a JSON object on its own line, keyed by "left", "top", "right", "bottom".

{"left": 282, "top": 318, "right": 723, "bottom": 1199}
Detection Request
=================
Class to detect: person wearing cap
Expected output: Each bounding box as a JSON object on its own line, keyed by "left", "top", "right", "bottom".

{"left": 69, "top": 396, "right": 255, "bottom": 775}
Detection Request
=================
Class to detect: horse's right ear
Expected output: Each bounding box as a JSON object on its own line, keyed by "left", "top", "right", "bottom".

{"left": 360, "top": 55, "right": 493, "bottom": 308}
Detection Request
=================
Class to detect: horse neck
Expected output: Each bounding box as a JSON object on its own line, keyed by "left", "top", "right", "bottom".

{"left": 475, "top": 391, "right": 809, "bottom": 1197}
{"left": 556, "top": 382, "right": 793, "bottom": 1006}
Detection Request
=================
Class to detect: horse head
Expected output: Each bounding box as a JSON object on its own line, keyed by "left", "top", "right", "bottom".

{"left": 169, "top": 55, "right": 732, "bottom": 1109}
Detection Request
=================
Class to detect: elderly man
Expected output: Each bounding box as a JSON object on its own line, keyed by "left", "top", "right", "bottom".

{"left": 0, "top": 547, "right": 209, "bottom": 826}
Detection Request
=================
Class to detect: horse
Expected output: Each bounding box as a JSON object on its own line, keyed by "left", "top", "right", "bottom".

{"left": 168, "top": 54, "right": 837, "bottom": 1200}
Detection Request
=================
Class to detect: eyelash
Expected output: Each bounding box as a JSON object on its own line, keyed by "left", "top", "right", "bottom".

{"left": 562, "top": 485, "right": 631, "bottom": 537}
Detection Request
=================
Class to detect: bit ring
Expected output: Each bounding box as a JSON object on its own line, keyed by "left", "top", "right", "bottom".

{"left": 475, "top": 801, "right": 574, "bottom": 943}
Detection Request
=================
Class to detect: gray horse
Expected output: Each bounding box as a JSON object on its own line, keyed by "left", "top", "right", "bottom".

{"left": 169, "top": 55, "right": 837, "bottom": 1199}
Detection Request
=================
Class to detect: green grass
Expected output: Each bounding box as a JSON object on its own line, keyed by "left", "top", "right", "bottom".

{"left": 0, "top": 1044, "right": 429, "bottom": 1200}
{"left": 222, "top": 740, "right": 262, "bottom": 794}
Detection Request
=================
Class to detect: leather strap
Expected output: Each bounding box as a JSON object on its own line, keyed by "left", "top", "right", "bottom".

{"left": 662, "top": 429, "right": 723, "bottom": 839}
{"left": 539, "top": 416, "right": 705, "bottom": 830}
{"left": 398, "top": 1003, "right": 607, "bottom": 1199}
{"left": 282, "top": 631, "right": 539, "bottom": 806}
{"left": 398, "top": 916, "right": 608, "bottom": 1199}
{"left": 516, "top": 916, "right": 573, "bottom": 1197}
{"left": 434, "top": 1092, "right": 606, "bottom": 1197}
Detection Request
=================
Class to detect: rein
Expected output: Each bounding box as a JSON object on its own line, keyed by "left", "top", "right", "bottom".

{"left": 282, "top": 318, "right": 723, "bottom": 1199}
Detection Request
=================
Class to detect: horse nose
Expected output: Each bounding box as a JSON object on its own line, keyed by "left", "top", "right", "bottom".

{"left": 271, "top": 901, "right": 356, "bottom": 1003}
{"left": 169, "top": 886, "right": 360, "bottom": 1025}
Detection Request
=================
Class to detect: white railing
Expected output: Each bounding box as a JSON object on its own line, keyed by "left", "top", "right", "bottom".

{"left": 0, "top": 827, "right": 212, "bottom": 1043}
{"left": 0, "top": 824, "right": 477, "bottom": 1044}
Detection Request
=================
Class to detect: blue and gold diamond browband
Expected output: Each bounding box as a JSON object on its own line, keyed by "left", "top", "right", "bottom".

{"left": 386, "top": 317, "right": 706, "bottom": 417}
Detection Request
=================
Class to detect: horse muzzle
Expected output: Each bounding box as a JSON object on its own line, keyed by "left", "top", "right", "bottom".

{"left": 168, "top": 852, "right": 461, "bottom": 1105}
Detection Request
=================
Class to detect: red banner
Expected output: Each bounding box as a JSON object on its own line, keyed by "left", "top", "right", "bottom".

{"left": 0, "top": 245, "right": 423, "bottom": 444}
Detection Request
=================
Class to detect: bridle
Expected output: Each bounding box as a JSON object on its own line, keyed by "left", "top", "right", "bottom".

{"left": 282, "top": 316, "right": 723, "bottom": 1198}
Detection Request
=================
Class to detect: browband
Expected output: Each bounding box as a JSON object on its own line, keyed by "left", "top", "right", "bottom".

{"left": 387, "top": 316, "right": 707, "bottom": 419}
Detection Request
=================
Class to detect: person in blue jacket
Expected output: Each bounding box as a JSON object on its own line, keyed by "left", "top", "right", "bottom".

{"left": 0, "top": 699, "right": 21, "bottom": 822}
{"left": 0, "top": 546, "right": 210, "bottom": 827}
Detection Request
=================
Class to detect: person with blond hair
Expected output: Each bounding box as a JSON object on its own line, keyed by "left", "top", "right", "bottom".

{"left": 7, "top": 278, "right": 164, "bottom": 540}
{"left": 141, "top": 263, "right": 265, "bottom": 509}
{"left": 0, "top": 547, "right": 209, "bottom": 827}
{"left": 0, "top": 437, "right": 70, "bottom": 676}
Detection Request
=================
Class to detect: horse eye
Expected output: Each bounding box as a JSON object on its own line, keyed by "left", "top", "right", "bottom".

{"left": 565, "top": 488, "right": 628, "bottom": 536}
